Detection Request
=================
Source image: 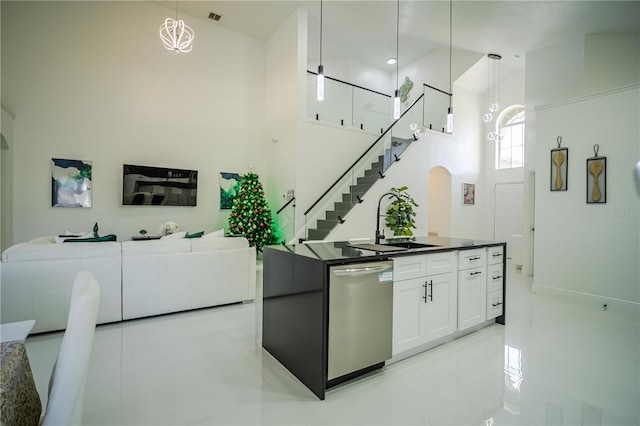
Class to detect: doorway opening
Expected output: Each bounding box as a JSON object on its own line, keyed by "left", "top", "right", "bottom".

{"left": 428, "top": 166, "right": 452, "bottom": 237}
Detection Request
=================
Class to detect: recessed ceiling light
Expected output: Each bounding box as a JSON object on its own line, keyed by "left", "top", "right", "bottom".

{"left": 386, "top": 57, "right": 397, "bottom": 65}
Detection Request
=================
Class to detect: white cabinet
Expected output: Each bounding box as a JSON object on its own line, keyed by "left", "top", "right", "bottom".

{"left": 485, "top": 246, "right": 505, "bottom": 320}
{"left": 457, "top": 266, "right": 487, "bottom": 330}
{"left": 457, "top": 248, "right": 487, "bottom": 331}
{"left": 393, "top": 252, "right": 457, "bottom": 355}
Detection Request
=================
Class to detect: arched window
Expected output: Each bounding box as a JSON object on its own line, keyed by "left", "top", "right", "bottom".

{"left": 495, "top": 105, "right": 525, "bottom": 169}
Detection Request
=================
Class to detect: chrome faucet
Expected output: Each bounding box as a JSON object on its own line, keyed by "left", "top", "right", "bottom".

{"left": 375, "top": 192, "right": 402, "bottom": 244}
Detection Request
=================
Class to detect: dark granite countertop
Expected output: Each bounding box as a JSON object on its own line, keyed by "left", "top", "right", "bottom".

{"left": 265, "top": 236, "right": 505, "bottom": 263}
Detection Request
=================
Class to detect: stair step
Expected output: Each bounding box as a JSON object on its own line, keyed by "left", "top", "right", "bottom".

{"left": 326, "top": 210, "right": 349, "bottom": 220}
{"left": 341, "top": 192, "right": 364, "bottom": 204}
{"left": 316, "top": 218, "right": 343, "bottom": 230}
{"left": 334, "top": 200, "right": 356, "bottom": 211}
{"left": 357, "top": 175, "right": 379, "bottom": 185}
{"left": 308, "top": 229, "right": 329, "bottom": 240}
{"left": 364, "top": 166, "right": 383, "bottom": 177}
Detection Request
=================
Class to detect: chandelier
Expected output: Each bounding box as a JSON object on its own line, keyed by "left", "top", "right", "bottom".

{"left": 159, "top": 1, "right": 194, "bottom": 53}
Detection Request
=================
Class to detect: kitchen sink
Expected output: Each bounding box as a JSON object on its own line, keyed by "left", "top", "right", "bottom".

{"left": 348, "top": 241, "right": 440, "bottom": 252}
{"left": 381, "top": 241, "right": 440, "bottom": 249}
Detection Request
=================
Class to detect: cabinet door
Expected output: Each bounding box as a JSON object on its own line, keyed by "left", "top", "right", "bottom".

{"left": 457, "top": 266, "right": 487, "bottom": 330}
{"left": 393, "top": 277, "right": 427, "bottom": 354}
{"left": 424, "top": 271, "right": 457, "bottom": 342}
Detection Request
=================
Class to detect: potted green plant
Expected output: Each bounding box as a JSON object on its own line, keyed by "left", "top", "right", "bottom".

{"left": 385, "top": 186, "right": 419, "bottom": 236}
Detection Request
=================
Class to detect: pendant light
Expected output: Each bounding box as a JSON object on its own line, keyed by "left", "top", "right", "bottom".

{"left": 317, "top": 0, "right": 325, "bottom": 101}
{"left": 484, "top": 53, "right": 502, "bottom": 140}
{"left": 159, "top": 0, "right": 194, "bottom": 53}
{"left": 446, "top": 0, "right": 454, "bottom": 133}
{"left": 393, "top": 0, "right": 401, "bottom": 120}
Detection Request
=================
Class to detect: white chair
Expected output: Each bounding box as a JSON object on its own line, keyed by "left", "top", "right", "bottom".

{"left": 41, "top": 271, "right": 100, "bottom": 426}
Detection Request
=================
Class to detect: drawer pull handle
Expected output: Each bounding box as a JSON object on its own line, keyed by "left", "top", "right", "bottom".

{"left": 492, "top": 302, "right": 503, "bottom": 307}
{"left": 492, "top": 275, "right": 503, "bottom": 280}
{"left": 469, "top": 271, "right": 482, "bottom": 276}
{"left": 492, "top": 253, "right": 503, "bottom": 257}
{"left": 469, "top": 256, "right": 481, "bottom": 261}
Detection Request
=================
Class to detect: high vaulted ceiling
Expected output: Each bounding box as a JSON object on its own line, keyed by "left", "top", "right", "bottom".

{"left": 152, "top": 1, "right": 640, "bottom": 77}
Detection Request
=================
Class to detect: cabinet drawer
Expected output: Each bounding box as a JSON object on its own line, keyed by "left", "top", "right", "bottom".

{"left": 394, "top": 255, "right": 427, "bottom": 281}
{"left": 457, "top": 266, "right": 486, "bottom": 281}
{"left": 486, "top": 290, "right": 503, "bottom": 320}
{"left": 486, "top": 263, "right": 504, "bottom": 293}
{"left": 426, "top": 251, "right": 456, "bottom": 275}
{"left": 457, "top": 249, "right": 485, "bottom": 270}
{"left": 486, "top": 246, "right": 504, "bottom": 265}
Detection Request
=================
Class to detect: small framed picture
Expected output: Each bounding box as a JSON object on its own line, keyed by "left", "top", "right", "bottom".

{"left": 550, "top": 147, "right": 568, "bottom": 191}
{"left": 463, "top": 183, "right": 475, "bottom": 205}
{"left": 586, "top": 156, "right": 606, "bottom": 204}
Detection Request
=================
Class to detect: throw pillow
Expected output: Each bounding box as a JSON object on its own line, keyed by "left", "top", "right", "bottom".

{"left": 63, "top": 234, "right": 117, "bottom": 243}
{"left": 185, "top": 231, "right": 204, "bottom": 239}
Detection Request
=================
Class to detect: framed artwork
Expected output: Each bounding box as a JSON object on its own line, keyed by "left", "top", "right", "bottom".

{"left": 587, "top": 144, "right": 606, "bottom": 204}
{"left": 51, "top": 158, "right": 92, "bottom": 207}
{"left": 463, "top": 183, "right": 475, "bottom": 205}
{"left": 219, "top": 172, "right": 243, "bottom": 209}
{"left": 550, "top": 137, "right": 568, "bottom": 191}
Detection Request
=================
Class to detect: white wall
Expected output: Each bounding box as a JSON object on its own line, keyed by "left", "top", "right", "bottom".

{"left": 401, "top": 49, "right": 484, "bottom": 96}
{"left": 1, "top": 1, "right": 266, "bottom": 243}
{"left": 1, "top": 106, "right": 14, "bottom": 252}
{"left": 523, "top": 33, "right": 640, "bottom": 277}
{"left": 534, "top": 85, "right": 639, "bottom": 308}
{"left": 265, "top": 9, "right": 307, "bottom": 242}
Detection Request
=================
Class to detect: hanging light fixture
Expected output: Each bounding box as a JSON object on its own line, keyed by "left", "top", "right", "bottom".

{"left": 393, "top": 0, "right": 401, "bottom": 120}
{"left": 317, "top": 0, "right": 325, "bottom": 101}
{"left": 159, "top": 0, "right": 194, "bottom": 53}
{"left": 482, "top": 53, "right": 501, "bottom": 122}
{"left": 446, "top": 0, "right": 454, "bottom": 133}
{"left": 483, "top": 53, "right": 502, "bottom": 140}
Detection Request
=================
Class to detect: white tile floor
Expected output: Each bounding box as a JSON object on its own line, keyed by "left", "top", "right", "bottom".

{"left": 25, "top": 264, "right": 639, "bottom": 425}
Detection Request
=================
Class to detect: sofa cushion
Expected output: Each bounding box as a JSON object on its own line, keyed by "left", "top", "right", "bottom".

{"left": 160, "top": 231, "right": 187, "bottom": 240}
{"left": 191, "top": 236, "right": 250, "bottom": 252}
{"left": 2, "top": 237, "right": 121, "bottom": 262}
{"left": 121, "top": 239, "right": 190, "bottom": 256}
{"left": 202, "top": 229, "right": 224, "bottom": 239}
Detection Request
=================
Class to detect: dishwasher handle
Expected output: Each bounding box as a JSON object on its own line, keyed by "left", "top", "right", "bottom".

{"left": 332, "top": 264, "right": 392, "bottom": 277}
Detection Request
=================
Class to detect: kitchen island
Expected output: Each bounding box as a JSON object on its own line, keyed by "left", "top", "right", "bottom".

{"left": 262, "top": 236, "right": 506, "bottom": 400}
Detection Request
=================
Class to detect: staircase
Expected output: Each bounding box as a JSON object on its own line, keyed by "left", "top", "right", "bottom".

{"left": 307, "top": 136, "right": 413, "bottom": 240}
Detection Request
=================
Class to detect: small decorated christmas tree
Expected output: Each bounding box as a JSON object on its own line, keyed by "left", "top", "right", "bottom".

{"left": 227, "top": 172, "right": 279, "bottom": 251}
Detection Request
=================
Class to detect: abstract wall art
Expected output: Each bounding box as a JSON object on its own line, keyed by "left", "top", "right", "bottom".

{"left": 51, "top": 158, "right": 92, "bottom": 207}
{"left": 219, "top": 172, "right": 243, "bottom": 210}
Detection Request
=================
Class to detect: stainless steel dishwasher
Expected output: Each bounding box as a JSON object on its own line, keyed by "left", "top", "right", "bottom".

{"left": 328, "top": 261, "right": 394, "bottom": 382}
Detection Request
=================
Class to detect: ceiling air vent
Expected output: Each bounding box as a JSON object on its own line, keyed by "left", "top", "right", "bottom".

{"left": 208, "top": 12, "right": 222, "bottom": 22}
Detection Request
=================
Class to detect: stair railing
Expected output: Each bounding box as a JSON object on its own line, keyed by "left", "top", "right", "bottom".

{"left": 303, "top": 93, "right": 425, "bottom": 240}
{"left": 274, "top": 197, "right": 296, "bottom": 244}
{"left": 422, "top": 83, "right": 453, "bottom": 133}
{"left": 307, "top": 70, "right": 391, "bottom": 133}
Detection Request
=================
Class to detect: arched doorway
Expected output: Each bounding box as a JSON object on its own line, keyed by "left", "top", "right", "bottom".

{"left": 428, "top": 166, "right": 452, "bottom": 237}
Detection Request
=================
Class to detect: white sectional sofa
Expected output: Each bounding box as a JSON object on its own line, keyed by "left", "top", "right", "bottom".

{"left": 1, "top": 235, "right": 256, "bottom": 333}
{"left": 121, "top": 237, "right": 255, "bottom": 320}
{"left": 0, "top": 236, "right": 122, "bottom": 334}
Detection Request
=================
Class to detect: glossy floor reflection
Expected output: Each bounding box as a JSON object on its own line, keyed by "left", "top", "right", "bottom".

{"left": 25, "top": 264, "right": 639, "bottom": 425}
